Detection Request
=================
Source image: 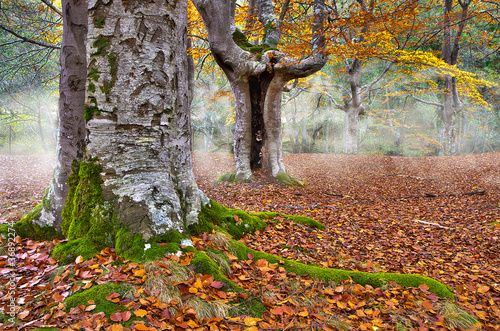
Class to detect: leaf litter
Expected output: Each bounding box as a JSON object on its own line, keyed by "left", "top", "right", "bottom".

{"left": 0, "top": 152, "right": 499, "bottom": 330}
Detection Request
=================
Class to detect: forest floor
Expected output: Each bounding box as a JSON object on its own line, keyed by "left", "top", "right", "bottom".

{"left": 0, "top": 152, "right": 499, "bottom": 330}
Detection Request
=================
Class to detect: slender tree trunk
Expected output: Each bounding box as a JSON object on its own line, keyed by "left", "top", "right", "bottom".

{"left": 343, "top": 106, "right": 359, "bottom": 154}
{"left": 231, "top": 78, "right": 254, "bottom": 181}
{"left": 74, "top": 0, "right": 200, "bottom": 239}
{"left": 38, "top": 0, "right": 87, "bottom": 232}
{"left": 263, "top": 75, "right": 286, "bottom": 176}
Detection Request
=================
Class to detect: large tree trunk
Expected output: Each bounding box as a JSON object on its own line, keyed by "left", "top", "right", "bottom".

{"left": 69, "top": 0, "right": 200, "bottom": 240}
{"left": 38, "top": 0, "right": 87, "bottom": 233}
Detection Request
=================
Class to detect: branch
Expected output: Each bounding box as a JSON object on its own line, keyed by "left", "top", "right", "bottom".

{"left": 359, "top": 62, "right": 393, "bottom": 102}
{"left": 39, "top": 0, "right": 62, "bottom": 16}
{"left": 0, "top": 23, "right": 60, "bottom": 50}
{"left": 409, "top": 95, "right": 443, "bottom": 109}
{"left": 412, "top": 219, "right": 454, "bottom": 230}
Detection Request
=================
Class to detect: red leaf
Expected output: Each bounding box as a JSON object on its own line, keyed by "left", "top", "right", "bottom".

{"left": 211, "top": 281, "right": 223, "bottom": 289}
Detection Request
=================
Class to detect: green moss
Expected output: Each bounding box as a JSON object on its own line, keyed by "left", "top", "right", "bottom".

{"left": 249, "top": 211, "right": 280, "bottom": 219}
{"left": 88, "top": 67, "right": 100, "bottom": 82}
{"left": 94, "top": 17, "right": 105, "bottom": 28}
{"left": 92, "top": 35, "right": 111, "bottom": 56}
{"left": 13, "top": 203, "right": 59, "bottom": 240}
{"left": 52, "top": 237, "right": 102, "bottom": 265}
{"left": 276, "top": 173, "right": 304, "bottom": 187}
{"left": 108, "top": 53, "right": 118, "bottom": 80}
{"left": 217, "top": 172, "right": 238, "bottom": 183}
{"left": 63, "top": 161, "right": 106, "bottom": 239}
{"left": 88, "top": 82, "right": 96, "bottom": 93}
{"left": 191, "top": 200, "right": 267, "bottom": 239}
{"left": 84, "top": 97, "right": 101, "bottom": 121}
{"left": 229, "top": 240, "right": 454, "bottom": 299}
{"left": 232, "top": 28, "right": 254, "bottom": 49}
{"left": 283, "top": 214, "right": 325, "bottom": 230}
{"left": 0, "top": 224, "right": 7, "bottom": 240}
{"left": 42, "top": 186, "right": 51, "bottom": 211}
{"left": 191, "top": 251, "right": 243, "bottom": 292}
{"left": 64, "top": 283, "right": 127, "bottom": 315}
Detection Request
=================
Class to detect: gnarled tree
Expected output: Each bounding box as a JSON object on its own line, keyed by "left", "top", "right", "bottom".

{"left": 191, "top": 0, "right": 327, "bottom": 181}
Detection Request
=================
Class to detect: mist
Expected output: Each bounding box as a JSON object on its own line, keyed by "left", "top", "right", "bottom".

{"left": 190, "top": 60, "right": 500, "bottom": 157}
{"left": 0, "top": 88, "right": 58, "bottom": 155}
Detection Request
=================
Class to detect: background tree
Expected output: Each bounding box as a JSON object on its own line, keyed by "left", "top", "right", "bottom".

{"left": 190, "top": 0, "right": 327, "bottom": 181}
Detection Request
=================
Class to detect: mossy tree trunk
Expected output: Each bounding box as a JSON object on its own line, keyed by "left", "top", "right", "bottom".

{"left": 38, "top": 0, "right": 87, "bottom": 233}
{"left": 192, "top": 0, "right": 327, "bottom": 181}
{"left": 62, "top": 0, "right": 201, "bottom": 242}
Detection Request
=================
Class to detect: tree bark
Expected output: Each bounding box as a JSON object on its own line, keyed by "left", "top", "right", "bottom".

{"left": 81, "top": 0, "right": 201, "bottom": 239}
{"left": 38, "top": 0, "right": 87, "bottom": 233}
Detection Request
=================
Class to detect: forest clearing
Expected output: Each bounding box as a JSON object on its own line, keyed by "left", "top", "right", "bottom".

{"left": 1, "top": 152, "right": 499, "bottom": 330}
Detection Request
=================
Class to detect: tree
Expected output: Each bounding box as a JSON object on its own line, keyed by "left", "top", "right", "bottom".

{"left": 0, "top": 0, "right": 61, "bottom": 92}
{"left": 190, "top": 0, "right": 327, "bottom": 181}
{"left": 323, "top": 0, "right": 429, "bottom": 154}
{"left": 36, "top": 0, "right": 87, "bottom": 233}
{"left": 60, "top": 0, "right": 203, "bottom": 241}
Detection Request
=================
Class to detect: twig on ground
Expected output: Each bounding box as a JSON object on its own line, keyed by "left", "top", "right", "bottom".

{"left": 389, "top": 190, "right": 486, "bottom": 200}
{"left": 380, "top": 173, "right": 439, "bottom": 181}
{"left": 411, "top": 219, "right": 454, "bottom": 230}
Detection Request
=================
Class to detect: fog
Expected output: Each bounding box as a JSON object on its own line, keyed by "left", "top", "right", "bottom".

{"left": 190, "top": 67, "right": 500, "bottom": 157}
{"left": 0, "top": 88, "right": 58, "bottom": 155}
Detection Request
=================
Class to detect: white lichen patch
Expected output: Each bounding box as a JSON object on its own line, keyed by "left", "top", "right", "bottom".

{"left": 180, "top": 239, "right": 194, "bottom": 247}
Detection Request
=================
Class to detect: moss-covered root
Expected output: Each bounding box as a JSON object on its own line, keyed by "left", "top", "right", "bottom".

{"left": 229, "top": 240, "right": 454, "bottom": 299}
{"left": 282, "top": 214, "right": 325, "bottom": 230}
{"left": 12, "top": 203, "right": 59, "bottom": 241}
{"left": 64, "top": 283, "right": 129, "bottom": 315}
{"left": 189, "top": 200, "right": 267, "bottom": 239}
{"left": 191, "top": 251, "right": 243, "bottom": 292}
{"left": 276, "top": 173, "right": 304, "bottom": 187}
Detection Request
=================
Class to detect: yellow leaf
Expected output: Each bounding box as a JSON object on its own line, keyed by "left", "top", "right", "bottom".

{"left": 75, "top": 255, "right": 83, "bottom": 264}
{"left": 194, "top": 278, "right": 202, "bottom": 288}
{"left": 244, "top": 317, "right": 261, "bottom": 326}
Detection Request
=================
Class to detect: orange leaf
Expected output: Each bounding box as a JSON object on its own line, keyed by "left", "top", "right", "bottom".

{"left": 134, "top": 309, "right": 148, "bottom": 317}
{"left": 189, "top": 287, "right": 198, "bottom": 294}
{"left": 418, "top": 284, "right": 429, "bottom": 292}
{"left": 134, "top": 269, "right": 146, "bottom": 277}
{"left": 134, "top": 324, "right": 149, "bottom": 331}
{"left": 110, "top": 324, "right": 124, "bottom": 331}
{"left": 211, "top": 281, "right": 223, "bottom": 289}
{"left": 271, "top": 307, "right": 283, "bottom": 315}
{"left": 298, "top": 310, "right": 309, "bottom": 317}
{"left": 18, "top": 310, "right": 29, "bottom": 320}
{"left": 75, "top": 255, "right": 84, "bottom": 264}
{"left": 422, "top": 301, "right": 433, "bottom": 310}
